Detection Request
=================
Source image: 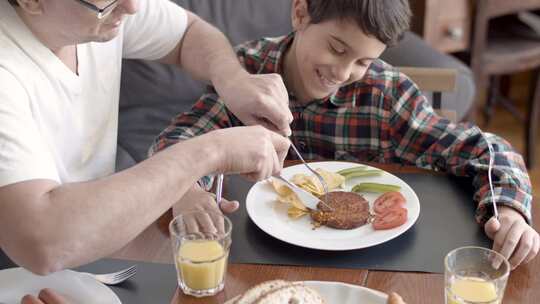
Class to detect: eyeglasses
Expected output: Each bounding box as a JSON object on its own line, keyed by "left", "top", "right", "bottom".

{"left": 73, "top": 0, "right": 119, "bottom": 19}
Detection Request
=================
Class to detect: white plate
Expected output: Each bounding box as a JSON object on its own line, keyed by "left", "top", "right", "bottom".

{"left": 303, "top": 281, "right": 387, "bottom": 303}
{"left": 246, "top": 161, "right": 420, "bottom": 250}
{"left": 0, "top": 268, "right": 121, "bottom": 304}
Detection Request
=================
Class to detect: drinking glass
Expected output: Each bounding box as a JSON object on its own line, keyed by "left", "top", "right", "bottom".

{"left": 169, "top": 210, "right": 232, "bottom": 297}
{"left": 445, "top": 246, "right": 510, "bottom": 304}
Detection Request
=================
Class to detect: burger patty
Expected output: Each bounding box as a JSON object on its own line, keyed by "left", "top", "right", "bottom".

{"left": 310, "top": 191, "right": 370, "bottom": 229}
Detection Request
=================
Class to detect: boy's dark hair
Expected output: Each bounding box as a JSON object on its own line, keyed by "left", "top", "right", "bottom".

{"left": 306, "top": 0, "right": 411, "bottom": 46}
{"left": 8, "top": 0, "right": 19, "bottom": 6}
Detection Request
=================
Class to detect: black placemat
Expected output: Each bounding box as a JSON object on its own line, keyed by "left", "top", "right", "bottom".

{"left": 0, "top": 253, "right": 176, "bottom": 304}
{"left": 224, "top": 173, "right": 491, "bottom": 274}
{"left": 76, "top": 259, "right": 177, "bottom": 304}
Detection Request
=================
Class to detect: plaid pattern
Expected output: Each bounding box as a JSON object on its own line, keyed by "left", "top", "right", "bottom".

{"left": 150, "top": 33, "right": 533, "bottom": 224}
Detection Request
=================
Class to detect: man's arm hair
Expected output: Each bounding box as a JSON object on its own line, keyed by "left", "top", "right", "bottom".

{"left": 157, "top": 11, "right": 247, "bottom": 90}
{"left": 0, "top": 137, "right": 219, "bottom": 275}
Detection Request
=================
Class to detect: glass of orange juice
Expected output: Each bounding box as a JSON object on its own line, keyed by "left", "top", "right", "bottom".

{"left": 169, "top": 210, "right": 232, "bottom": 297}
{"left": 445, "top": 246, "right": 510, "bottom": 304}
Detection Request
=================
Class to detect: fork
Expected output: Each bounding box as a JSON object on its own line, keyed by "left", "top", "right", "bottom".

{"left": 215, "top": 173, "right": 224, "bottom": 206}
{"left": 288, "top": 140, "right": 333, "bottom": 210}
{"left": 81, "top": 265, "right": 137, "bottom": 285}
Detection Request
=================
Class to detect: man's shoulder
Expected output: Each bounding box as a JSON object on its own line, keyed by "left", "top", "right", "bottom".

{"left": 0, "top": 35, "right": 31, "bottom": 84}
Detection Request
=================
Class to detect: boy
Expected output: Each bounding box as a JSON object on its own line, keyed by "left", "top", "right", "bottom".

{"left": 151, "top": 0, "right": 538, "bottom": 269}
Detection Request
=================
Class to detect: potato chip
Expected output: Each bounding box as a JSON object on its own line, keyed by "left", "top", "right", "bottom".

{"left": 270, "top": 178, "right": 293, "bottom": 196}
{"left": 289, "top": 168, "right": 345, "bottom": 197}
{"left": 287, "top": 206, "right": 309, "bottom": 219}
{"left": 315, "top": 168, "right": 345, "bottom": 189}
{"left": 270, "top": 178, "right": 308, "bottom": 212}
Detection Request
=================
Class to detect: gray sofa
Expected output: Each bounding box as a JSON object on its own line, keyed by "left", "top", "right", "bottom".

{"left": 116, "top": 0, "right": 476, "bottom": 171}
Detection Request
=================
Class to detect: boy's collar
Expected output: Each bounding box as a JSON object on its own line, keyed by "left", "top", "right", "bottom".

{"left": 255, "top": 32, "right": 295, "bottom": 75}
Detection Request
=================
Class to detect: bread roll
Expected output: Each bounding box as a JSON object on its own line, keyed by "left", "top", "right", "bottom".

{"left": 226, "top": 280, "right": 324, "bottom": 304}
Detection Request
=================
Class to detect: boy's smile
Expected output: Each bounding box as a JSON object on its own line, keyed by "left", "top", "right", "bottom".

{"left": 284, "top": 0, "right": 386, "bottom": 104}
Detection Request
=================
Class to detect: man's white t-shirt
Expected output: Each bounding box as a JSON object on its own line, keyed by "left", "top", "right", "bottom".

{"left": 0, "top": 0, "right": 187, "bottom": 186}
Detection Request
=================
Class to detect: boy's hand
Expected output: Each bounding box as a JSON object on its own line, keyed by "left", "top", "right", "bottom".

{"left": 21, "top": 289, "right": 70, "bottom": 304}
{"left": 484, "top": 206, "right": 540, "bottom": 269}
{"left": 217, "top": 70, "right": 293, "bottom": 136}
{"left": 172, "top": 184, "right": 239, "bottom": 234}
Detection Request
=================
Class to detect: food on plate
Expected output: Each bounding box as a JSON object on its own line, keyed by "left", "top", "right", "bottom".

{"left": 290, "top": 168, "right": 345, "bottom": 196}
{"left": 225, "top": 280, "right": 324, "bottom": 304}
{"left": 270, "top": 175, "right": 409, "bottom": 231}
{"left": 271, "top": 178, "right": 309, "bottom": 212}
{"left": 372, "top": 191, "right": 408, "bottom": 230}
{"left": 373, "top": 191, "right": 406, "bottom": 214}
{"left": 336, "top": 165, "right": 367, "bottom": 175}
{"left": 225, "top": 279, "right": 408, "bottom": 304}
{"left": 311, "top": 191, "right": 370, "bottom": 229}
{"left": 340, "top": 169, "right": 382, "bottom": 179}
{"left": 270, "top": 178, "right": 310, "bottom": 219}
{"left": 352, "top": 182, "right": 402, "bottom": 193}
{"left": 336, "top": 166, "right": 382, "bottom": 179}
{"left": 372, "top": 207, "right": 408, "bottom": 230}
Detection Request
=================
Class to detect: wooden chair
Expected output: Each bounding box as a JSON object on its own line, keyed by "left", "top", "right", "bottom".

{"left": 470, "top": 0, "right": 540, "bottom": 168}
{"left": 399, "top": 67, "right": 458, "bottom": 122}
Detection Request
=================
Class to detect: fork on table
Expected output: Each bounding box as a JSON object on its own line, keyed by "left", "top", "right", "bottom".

{"left": 80, "top": 265, "right": 137, "bottom": 285}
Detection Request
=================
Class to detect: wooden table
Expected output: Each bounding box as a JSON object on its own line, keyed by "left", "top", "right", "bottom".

{"left": 110, "top": 163, "right": 540, "bottom": 304}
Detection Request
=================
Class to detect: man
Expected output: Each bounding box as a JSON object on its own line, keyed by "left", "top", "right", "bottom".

{"left": 0, "top": 0, "right": 291, "bottom": 275}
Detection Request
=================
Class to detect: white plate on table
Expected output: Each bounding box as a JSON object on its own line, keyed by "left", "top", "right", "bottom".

{"left": 0, "top": 267, "right": 121, "bottom": 304}
{"left": 225, "top": 280, "right": 387, "bottom": 304}
{"left": 304, "top": 281, "right": 387, "bottom": 303}
{"left": 246, "top": 161, "right": 420, "bottom": 251}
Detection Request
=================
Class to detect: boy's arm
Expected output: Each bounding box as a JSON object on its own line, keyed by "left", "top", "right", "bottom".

{"left": 387, "top": 78, "right": 532, "bottom": 225}
{"left": 149, "top": 90, "right": 243, "bottom": 189}
{"left": 150, "top": 90, "right": 242, "bottom": 155}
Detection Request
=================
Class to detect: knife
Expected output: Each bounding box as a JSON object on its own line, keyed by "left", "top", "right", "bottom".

{"left": 273, "top": 175, "right": 333, "bottom": 211}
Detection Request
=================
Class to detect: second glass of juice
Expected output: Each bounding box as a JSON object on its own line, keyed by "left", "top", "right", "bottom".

{"left": 169, "top": 210, "right": 232, "bottom": 297}
{"left": 444, "top": 246, "right": 510, "bottom": 304}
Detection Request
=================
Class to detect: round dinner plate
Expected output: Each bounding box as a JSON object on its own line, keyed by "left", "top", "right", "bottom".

{"left": 303, "top": 281, "right": 387, "bottom": 303}
{"left": 245, "top": 161, "right": 420, "bottom": 250}
{"left": 0, "top": 268, "right": 121, "bottom": 304}
{"left": 224, "top": 280, "right": 387, "bottom": 304}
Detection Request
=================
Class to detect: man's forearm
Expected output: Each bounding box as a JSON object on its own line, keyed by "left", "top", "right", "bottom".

{"left": 0, "top": 136, "right": 219, "bottom": 274}
{"left": 176, "top": 12, "right": 246, "bottom": 90}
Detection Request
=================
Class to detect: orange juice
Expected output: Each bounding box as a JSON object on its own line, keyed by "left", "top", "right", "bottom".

{"left": 446, "top": 277, "right": 499, "bottom": 304}
{"left": 177, "top": 240, "right": 227, "bottom": 290}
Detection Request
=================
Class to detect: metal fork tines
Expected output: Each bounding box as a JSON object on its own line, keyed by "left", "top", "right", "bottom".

{"left": 82, "top": 265, "right": 137, "bottom": 285}
{"left": 288, "top": 140, "right": 333, "bottom": 211}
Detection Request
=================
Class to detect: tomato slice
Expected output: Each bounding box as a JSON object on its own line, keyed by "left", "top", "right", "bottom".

{"left": 373, "top": 191, "right": 406, "bottom": 214}
{"left": 372, "top": 207, "right": 408, "bottom": 230}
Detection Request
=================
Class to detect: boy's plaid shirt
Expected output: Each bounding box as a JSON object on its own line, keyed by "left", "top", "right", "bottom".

{"left": 150, "top": 33, "right": 533, "bottom": 225}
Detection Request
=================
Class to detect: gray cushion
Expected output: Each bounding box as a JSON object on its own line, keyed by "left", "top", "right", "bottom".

{"left": 117, "top": 0, "right": 475, "bottom": 166}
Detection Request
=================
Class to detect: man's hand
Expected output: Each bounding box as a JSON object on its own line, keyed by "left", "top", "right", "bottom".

{"left": 206, "top": 125, "right": 290, "bottom": 181}
{"left": 216, "top": 70, "right": 293, "bottom": 136}
{"left": 172, "top": 184, "right": 238, "bottom": 234}
{"left": 484, "top": 206, "right": 540, "bottom": 269}
{"left": 21, "top": 289, "right": 70, "bottom": 304}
